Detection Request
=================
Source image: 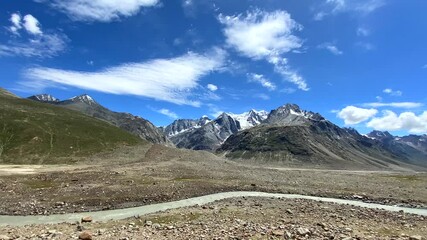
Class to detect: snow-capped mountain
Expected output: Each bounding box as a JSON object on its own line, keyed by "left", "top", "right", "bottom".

{"left": 229, "top": 109, "right": 268, "bottom": 129}
{"left": 28, "top": 94, "right": 59, "bottom": 103}
{"left": 162, "top": 116, "right": 212, "bottom": 137}
{"left": 62, "top": 94, "right": 98, "bottom": 106}
{"left": 263, "top": 103, "right": 325, "bottom": 126}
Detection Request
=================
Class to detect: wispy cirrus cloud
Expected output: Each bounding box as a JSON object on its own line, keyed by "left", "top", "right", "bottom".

{"left": 247, "top": 73, "right": 276, "bottom": 91}
{"left": 362, "top": 102, "right": 423, "bottom": 109}
{"left": 37, "top": 0, "right": 160, "bottom": 22}
{"left": 315, "top": 0, "right": 386, "bottom": 20}
{"left": 156, "top": 108, "right": 179, "bottom": 119}
{"left": 383, "top": 88, "right": 402, "bottom": 96}
{"left": 218, "top": 9, "right": 309, "bottom": 91}
{"left": 318, "top": 42, "right": 343, "bottom": 55}
{"left": 22, "top": 49, "right": 226, "bottom": 106}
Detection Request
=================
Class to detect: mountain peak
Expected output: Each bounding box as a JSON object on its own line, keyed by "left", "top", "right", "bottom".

{"left": 69, "top": 94, "right": 97, "bottom": 105}
{"left": 28, "top": 94, "right": 59, "bottom": 103}
{"left": 367, "top": 130, "right": 394, "bottom": 140}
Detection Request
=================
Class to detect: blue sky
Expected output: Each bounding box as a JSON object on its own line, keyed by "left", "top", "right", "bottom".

{"left": 1, "top": 0, "right": 426, "bottom": 135}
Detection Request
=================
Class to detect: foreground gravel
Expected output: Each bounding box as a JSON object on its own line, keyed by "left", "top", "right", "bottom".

{"left": 1, "top": 197, "right": 426, "bottom": 240}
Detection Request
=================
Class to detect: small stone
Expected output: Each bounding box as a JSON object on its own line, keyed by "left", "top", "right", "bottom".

{"left": 296, "top": 227, "right": 310, "bottom": 236}
{"left": 81, "top": 216, "right": 93, "bottom": 223}
{"left": 145, "top": 220, "right": 153, "bottom": 226}
{"left": 0, "top": 235, "right": 10, "bottom": 240}
{"left": 78, "top": 231, "right": 92, "bottom": 240}
{"left": 77, "top": 225, "right": 86, "bottom": 231}
{"left": 272, "top": 230, "right": 284, "bottom": 236}
{"left": 409, "top": 236, "right": 423, "bottom": 240}
{"left": 285, "top": 209, "right": 293, "bottom": 214}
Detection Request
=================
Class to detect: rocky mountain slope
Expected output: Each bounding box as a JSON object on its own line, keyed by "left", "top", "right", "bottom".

{"left": 164, "top": 110, "right": 267, "bottom": 151}
{"left": 0, "top": 88, "right": 142, "bottom": 164}
{"left": 218, "top": 104, "right": 425, "bottom": 169}
{"left": 367, "top": 131, "right": 427, "bottom": 166}
{"left": 28, "top": 94, "right": 172, "bottom": 146}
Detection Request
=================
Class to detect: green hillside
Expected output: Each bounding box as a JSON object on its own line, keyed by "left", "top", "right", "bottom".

{"left": 0, "top": 89, "right": 142, "bottom": 164}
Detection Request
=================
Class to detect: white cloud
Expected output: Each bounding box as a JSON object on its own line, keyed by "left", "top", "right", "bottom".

{"left": 22, "top": 49, "right": 226, "bottom": 106}
{"left": 157, "top": 108, "right": 179, "bottom": 119}
{"left": 23, "top": 15, "right": 42, "bottom": 35}
{"left": 337, "top": 106, "right": 378, "bottom": 125}
{"left": 2, "top": 14, "right": 67, "bottom": 58}
{"left": 43, "top": 0, "right": 159, "bottom": 22}
{"left": 9, "top": 13, "right": 22, "bottom": 34}
{"left": 254, "top": 93, "right": 270, "bottom": 100}
{"left": 357, "top": 27, "right": 370, "bottom": 36}
{"left": 383, "top": 88, "right": 402, "bottom": 96}
{"left": 218, "top": 9, "right": 308, "bottom": 91}
{"left": 207, "top": 84, "right": 218, "bottom": 91}
{"left": 363, "top": 102, "right": 423, "bottom": 109}
{"left": 248, "top": 73, "right": 276, "bottom": 91}
{"left": 318, "top": 42, "right": 343, "bottom": 55}
{"left": 367, "top": 110, "right": 427, "bottom": 134}
{"left": 315, "top": 0, "right": 385, "bottom": 20}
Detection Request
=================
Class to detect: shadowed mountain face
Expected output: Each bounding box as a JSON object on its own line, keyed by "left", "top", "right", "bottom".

{"left": 28, "top": 94, "right": 172, "bottom": 146}
{"left": 0, "top": 89, "right": 142, "bottom": 164}
{"left": 218, "top": 104, "right": 426, "bottom": 169}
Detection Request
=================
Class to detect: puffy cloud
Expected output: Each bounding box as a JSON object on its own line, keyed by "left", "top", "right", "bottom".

{"left": 1, "top": 13, "right": 67, "bottom": 58}
{"left": 22, "top": 49, "right": 226, "bottom": 106}
{"left": 9, "top": 13, "right": 22, "bottom": 33}
{"left": 23, "top": 15, "right": 42, "bottom": 35}
{"left": 156, "top": 108, "right": 179, "bottom": 119}
{"left": 207, "top": 84, "right": 218, "bottom": 91}
{"left": 383, "top": 88, "right": 402, "bottom": 96}
{"left": 247, "top": 73, "right": 276, "bottom": 91}
{"left": 42, "top": 0, "right": 159, "bottom": 22}
{"left": 218, "top": 9, "right": 308, "bottom": 91}
{"left": 318, "top": 42, "right": 343, "bottom": 55}
{"left": 367, "top": 110, "right": 427, "bottom": 134}
{"left": 337, "top": 106, "right": 378, "bottom": 125}
{"left": 363, "top": 102, "right": 423, "bottom": 109}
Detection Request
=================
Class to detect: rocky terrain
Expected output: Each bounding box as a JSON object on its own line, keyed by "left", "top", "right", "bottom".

{"left": 1, "top": 197, "right": 426, "bottom": 239}
{"left": 1, "top": 144, "right": 426, "bottom": 217}
{"left": 27, "top": 94, "right": 171, "bottom": 146}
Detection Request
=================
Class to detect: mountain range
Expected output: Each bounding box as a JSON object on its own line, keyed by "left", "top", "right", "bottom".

{"left": 25, "top": 91, "right": 427, "bottom": 169}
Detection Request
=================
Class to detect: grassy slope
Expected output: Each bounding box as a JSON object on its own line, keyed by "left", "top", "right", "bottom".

{"left": 0, "top": 90, "right": 142, "bottom": 164}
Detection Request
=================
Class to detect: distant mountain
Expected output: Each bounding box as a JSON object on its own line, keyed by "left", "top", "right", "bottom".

{"left": 28, "top": 94, "right": 172, "bottom": 146}
{"left": 28, "top": 94, "right": 59, "bottom": 103}
{"left": 229, "top": 110, "right": 268, "bottom": 129}
{"left": 1, "top": 88, "right": 142, "bottom": 164}
{"left": 162, "top": 116, "right": 211, "bottom": 137}
{"left": 164, "top": 110, "right": 268, "bottom": 151}
{"left": 219, "top": 104, "right": 424, "bottom": 170}
{"left": 367, "top": 131, "right": 427, "bottom": 166}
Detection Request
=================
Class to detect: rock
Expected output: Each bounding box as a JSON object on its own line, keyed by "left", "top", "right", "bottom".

{"left": 296, "top": 227, "right": 310, "bottom": 236}
{"left": 0, "top": 235, "right": 10, "bottom": 240}
{"left": 272, "top": 230, "right": 284, "bottom": 236}
{"left": 409, "top": 236, "right": 423, "bottom": 240}
{"left": 79, "top": 231, "right": 92, "bottom": 240}
{"left": 145, "top": 220, "right": 153, "bottom": 226}
{"left": 285, "top": 209, "right": 293, "bottom": 214}
{"left": 81, "top": 216, "right": 93, "bottom": 223}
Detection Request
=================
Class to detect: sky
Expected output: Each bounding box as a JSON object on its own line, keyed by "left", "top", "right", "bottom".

{"left": 0, "top": 0, "right": 426, "bottom": 135}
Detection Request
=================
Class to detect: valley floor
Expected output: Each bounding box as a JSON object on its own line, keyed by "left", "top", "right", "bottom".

{"left": 0, "top": 144, "right": 426, "bottom": 239}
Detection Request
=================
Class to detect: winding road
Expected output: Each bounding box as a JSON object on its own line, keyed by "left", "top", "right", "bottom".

{"left": 1, "top": 191, "right": 426, "bottom": 227}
